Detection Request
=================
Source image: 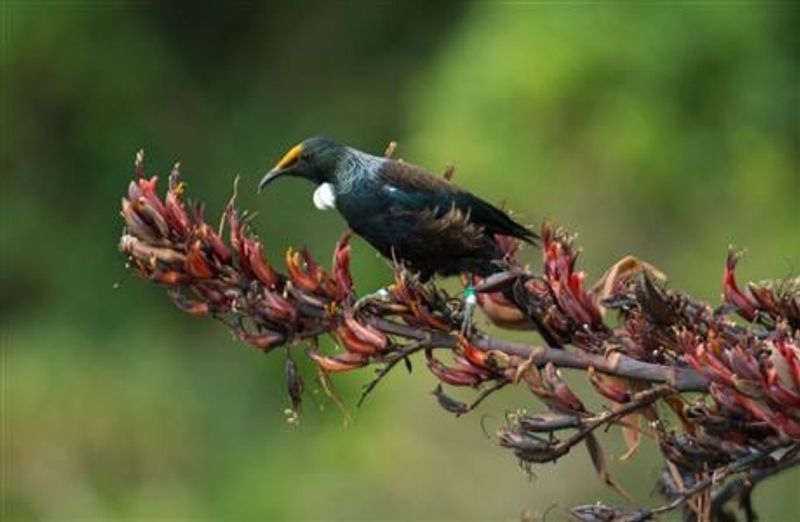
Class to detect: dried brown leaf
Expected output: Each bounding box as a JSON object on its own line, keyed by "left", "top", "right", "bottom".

{"left": 585, "top": 433, "right": 636, "bottom": 504}
{"left": 592, "top": 256, "right": 666, "bottom": 317}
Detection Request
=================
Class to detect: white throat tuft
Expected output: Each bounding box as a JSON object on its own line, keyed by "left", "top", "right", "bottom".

{"left": 313, "top": 182, "right": 337, "bottom": 210}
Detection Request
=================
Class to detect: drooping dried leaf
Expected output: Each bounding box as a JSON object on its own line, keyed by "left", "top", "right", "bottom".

{"left": 585, "top": 433, "right": 636, "bottom": 504}
{"left": 618, "top": 413, "right": 643, "bottom": 461}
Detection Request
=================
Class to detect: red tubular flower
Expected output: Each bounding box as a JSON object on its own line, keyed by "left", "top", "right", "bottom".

{"left": 724, "top": 251, "right": 758, "bottom": 322}
{"left": 774, "top": 413, "right": 800, "bottom": 438}
{"left": 132, "top": 174, "right": 168, "bottom": 220}
{"left": 240, "top": 330, "right": 285, "bottom": 352}
{"left": 197, "top": 223, "right": 232, "bottom": 264}
{"left": 333, "top": 325, "right": 377, "bottom": 355}
{"left": 260, "top": 289, "right": 297, "bottom": 324}
{"left": 457, "top": 335, "right": 489, "bottom": 368}
{"left": 185, "top": 240, "right": 215, "bottom": 278}
{"left": 286, "top": 248, "right": 320, "bottom": 293}
{"left": 543, "top": 362, "right": 585, "bottom": 413}
{"left": 587, "top": 366, "right": 631, "bottom": 403}
{"left": 332, "top": 232, "right": 354, "bottom": 300}
{"left": 541, "top": 223, "right": 604, "bottom": 330}
{"left": 343, "top": 312, "right": 388, "bottom": 350}
{"left": 390, "top": 269, "right": 451, "bottom": 331}
{"left": 132, "top": 194, "right": 169, "bottom": 238}
{"left": 120, "top": 198, "right": 160, "bottom": 242}
{"left": 724, "top": 346, "right": 761, "bottom": 382}
{"left": 170, "top": 293, "right": 210, "bottom": 316}
{"left": 151, "top": 270, "right": 189, "bottom": 285}
{"left": 246, "top": 240, "right": 280, "bottom": 289}
{"left": 764, "top": 362, "right": 800, "bottom": 408}
{"left": 774, "top": 338, "right": 800, "bottom": 392}
{"left": 306, "top": 345, "right": 367, "bottom": 372}
{"left": 426, "top": 349, "right": 484, "bottom": 387}
{"left": 164, "top": 190, "right": 191, "bottom": 240}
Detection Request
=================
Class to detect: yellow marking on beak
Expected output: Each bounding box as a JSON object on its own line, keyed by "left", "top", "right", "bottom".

{"left": 272, "top": 143, "right": 304, "bottom": 171}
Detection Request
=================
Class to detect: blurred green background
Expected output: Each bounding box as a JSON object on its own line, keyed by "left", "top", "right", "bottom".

{"left": 3, "top": 2, "right": 799, "bottom": 521}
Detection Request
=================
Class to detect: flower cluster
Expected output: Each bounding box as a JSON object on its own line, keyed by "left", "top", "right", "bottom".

{"left": 119, "top": 154, "right": 799, "bottom": 522}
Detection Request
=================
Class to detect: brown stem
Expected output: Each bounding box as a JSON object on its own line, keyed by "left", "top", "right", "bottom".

{"left": 561, "top": 385, "right": 671, "bottom": 450}
{"left": 647, "top": 443, "right": 798, "bottom": 519}
{"left": 709, "top": 447, "right": 800, "bottom": 521}
{"left": 368, "top": 318, "right": 709, "bottom": 392}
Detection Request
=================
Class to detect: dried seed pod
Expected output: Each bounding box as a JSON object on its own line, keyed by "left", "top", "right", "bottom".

{"left": 432, "top": 384, "right": 469, "bottom": 415}
{"left": 285, "top": 356, "right": 304, "bottom": 412}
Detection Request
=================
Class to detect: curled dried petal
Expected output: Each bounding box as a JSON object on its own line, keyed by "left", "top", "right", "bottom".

{"left": 724, "top": 250, "right": 758, "bottom": 321}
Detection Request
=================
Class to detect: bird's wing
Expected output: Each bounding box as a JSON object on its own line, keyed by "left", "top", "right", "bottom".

{"left": 376, "top": 161, "right": 537, "bottom": 243}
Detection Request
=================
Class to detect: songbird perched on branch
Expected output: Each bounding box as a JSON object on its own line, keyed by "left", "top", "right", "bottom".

{"left": 258, "top": 136, "right": 539, "bottom": 336}
{"left": 258, "top": 136, "right": 536, "bottom": 279}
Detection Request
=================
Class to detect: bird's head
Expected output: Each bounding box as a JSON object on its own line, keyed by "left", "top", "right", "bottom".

{"left": 258, "top": 136, "right": 344, "bottom": 192}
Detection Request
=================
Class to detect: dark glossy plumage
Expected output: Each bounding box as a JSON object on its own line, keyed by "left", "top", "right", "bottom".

{"left": 259, "top": 137, "right": 536, "bottom": 280}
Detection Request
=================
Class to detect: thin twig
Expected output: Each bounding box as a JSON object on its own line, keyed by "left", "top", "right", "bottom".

{"left": 458, "top": 378, "right": 510, "bottom": 417}
{"left": 357, "top": 341, "right": 424, "bottom": 407}
{"left": 647, "top": 443, "right": 795, "bottom": 519}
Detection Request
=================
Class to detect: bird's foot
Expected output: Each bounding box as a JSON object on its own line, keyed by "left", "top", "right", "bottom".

{"left": 353, "top": 287, "right": 391, "bottom": 314}
{"left": 460, "top": 285, "right": 477, "bottom": 336}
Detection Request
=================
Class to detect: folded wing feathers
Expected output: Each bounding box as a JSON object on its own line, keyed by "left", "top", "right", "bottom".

{"left": 378, "top": 161, "right": 536, "bottom": 243}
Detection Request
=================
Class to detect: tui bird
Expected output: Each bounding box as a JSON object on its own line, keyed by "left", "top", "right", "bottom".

{"left": 258, "top": 136, "right": 537, "bottom": 283}
{"left": 258, "top": 137, "right": 554, "bottom": 341}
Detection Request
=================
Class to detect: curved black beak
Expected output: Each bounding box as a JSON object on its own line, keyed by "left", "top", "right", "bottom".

{"left": 258, "top": 168, "right": 288, "bottom": 193}
{"left": 258, "top": 143, "right": 304, "bottom": 193}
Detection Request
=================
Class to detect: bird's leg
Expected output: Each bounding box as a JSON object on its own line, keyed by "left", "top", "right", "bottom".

{"left": 353, "top": 287, "right": 392, "bottom": 314}
{"left": 460, "top": 282, "right": 478, "bottom": 336}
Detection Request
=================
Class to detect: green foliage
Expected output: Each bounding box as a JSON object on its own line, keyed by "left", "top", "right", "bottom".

{"left": 406, "top": 4, "right": 798, "bottom": 303}
{"left": 3, "top": 3, "right": 798, "bottom": 520}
